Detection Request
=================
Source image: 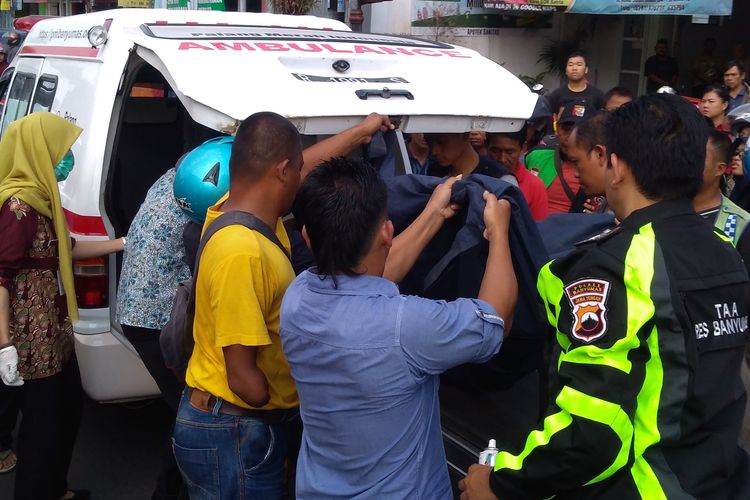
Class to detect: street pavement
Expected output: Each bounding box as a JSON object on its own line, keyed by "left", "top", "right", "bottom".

{"left": 2, "top": 367, "right": 745, "bottom": 499}
{"left": 0, "top": 396, "right": 172, "bottom": 500}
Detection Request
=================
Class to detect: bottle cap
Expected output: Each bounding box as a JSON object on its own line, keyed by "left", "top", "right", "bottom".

{"left": 488, "top": 439, "right": 496, "bottom": 448}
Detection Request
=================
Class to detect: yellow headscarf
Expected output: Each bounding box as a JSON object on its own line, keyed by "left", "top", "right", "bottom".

{"left": 0, "top": 112, "right": 83, "bottom": 322}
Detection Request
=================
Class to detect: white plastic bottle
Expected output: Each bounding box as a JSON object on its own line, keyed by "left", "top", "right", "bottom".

{"left": 478, "top": 438, "right": 499, "bottom": 467}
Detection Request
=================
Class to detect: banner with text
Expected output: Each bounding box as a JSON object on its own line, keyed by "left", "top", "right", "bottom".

{"left": 481, "top": 0, "right": 732, "bottom": 16}
{"left": 118, "top": 0, "right": 151, "bottom": 7}
{"left": 166, "top": 0, "right": 224, "bottom": 9}
{"left": 412, "top": 0, "right": 554, "bottom": 37}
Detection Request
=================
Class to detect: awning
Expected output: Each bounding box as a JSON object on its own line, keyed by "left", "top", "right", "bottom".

{"left": 481, "top": 0, "right": 733, "bottom": 16}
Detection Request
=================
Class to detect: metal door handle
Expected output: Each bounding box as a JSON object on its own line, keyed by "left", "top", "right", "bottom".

{"left": 355, "top": 87, "right": 414, "bottom": 100}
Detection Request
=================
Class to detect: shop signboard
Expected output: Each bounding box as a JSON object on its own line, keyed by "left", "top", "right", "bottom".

{"left": 412, "top": 0, "right": 554, "bottom": 37}
{"left": 119, "top": 0, "right": 151, "bottom": 6}
{"left": 166, "top": 0, "right": 189, "bottom": 9}
{"left": 196, "top": 0, "right": 224, "bottom": 10}
{"left": 166, "top": 0, "right": 224, "bottom": 9}
{"left": 480, "top": 0, "right": 732, "bottom": 16}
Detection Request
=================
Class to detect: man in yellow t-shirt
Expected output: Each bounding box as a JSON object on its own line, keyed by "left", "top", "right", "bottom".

{"left": 172, "top": 112, "right": 303, "bottom": 500}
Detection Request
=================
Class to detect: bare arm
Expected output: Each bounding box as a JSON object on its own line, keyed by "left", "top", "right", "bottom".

{"left": 301, "top": 113, "right": 394, "bottom": 180}
{"left": 71, "top": 238, "right": 125, "bottom": 260}
{"left": 384, "top": 176, "right": 462, "bottom": 283}
{"left": 0, "top": 286, "right": 9, "bottom": 345}
{"left": 223, "top": 344, "right": 270, "bottom": 408}
{"left": 478, "top": 193, "right": 517, "bottom": 333}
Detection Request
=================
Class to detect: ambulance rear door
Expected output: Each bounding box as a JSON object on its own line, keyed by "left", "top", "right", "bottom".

{"left": 126, "top": 24, "right": 538, "bottom": 135}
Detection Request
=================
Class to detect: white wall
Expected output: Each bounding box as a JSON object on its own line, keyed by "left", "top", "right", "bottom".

{"left": 368, "top": 0, "right": 412, "bottom": 35}
{"left": 366, "top": 1, "right": 562, "bottom": 91}
{"left": 449, "top": 31, "right": 562, "bottom": 92}
{"left": 562, "top": 14, "right": 624, "bottom": 93}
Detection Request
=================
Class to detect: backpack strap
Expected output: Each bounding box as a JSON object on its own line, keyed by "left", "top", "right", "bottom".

{"left": 184, "top": 211, "right": 292, "bottom": 350}
{"left": 553, "top": 147, "right": 578, "bottom": 204}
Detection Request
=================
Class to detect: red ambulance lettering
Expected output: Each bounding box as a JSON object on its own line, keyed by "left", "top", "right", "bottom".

{"left": 376, "top": 46, "right": 415, "bottom": 56}
{"left": 412, "top": 49, "right": 440, "bottom": 57}
{"left": 178, "top": 42, "right": 213, "bottom": 50}
{"left": 211, "top": 42, "right": 255, "bottom": 51}
{"left": 353, "top": 45, "right": 383, "bottom": 55}
{"left": 256, "top": 42, "right": 290, "bottom": 52}
{"left": 288, "top": 43, "right": 323, "bottom": 52}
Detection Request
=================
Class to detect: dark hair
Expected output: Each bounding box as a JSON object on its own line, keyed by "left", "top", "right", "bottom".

{"left": 572, "top": 111, "right": 608, "bottom": 153}
{"left": 656, "top": 38, "right": 668, "bottom": 46}
{"left": 488, "top": 125, "right": 528, "bottom": 149}
{"left": 702, "top": 84, "right": 730, "bottom": 104}
{"left": 731, "top": 137, "right": 746, "bottom": 161}
{"left": 603, "top": 86, "right": 634, "bottom": 106}
{"left": 230, "top": 112, "right": 302, "bottom": 182}
{"left": 725, "top": 60, "right": 746, "bottom": 74}
{"left": 707, "top": 129, "right": 732, "bottom": 164}
{"left": 605, "top": 94, "right": 707, "bottom": 200}
{"left": 567, "top": 50, "right": 588, "bottom": 66}
{"left": 293, "top": 157, "right": 387, "bottom": 277}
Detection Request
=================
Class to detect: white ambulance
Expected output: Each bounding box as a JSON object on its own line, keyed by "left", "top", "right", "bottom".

{"left": 0, "top": 9, "right": 536, "bottom": 404}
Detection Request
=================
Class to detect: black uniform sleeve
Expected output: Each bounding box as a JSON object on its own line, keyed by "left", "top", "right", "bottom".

{"left": 490, "top": 251, "right": 645, "bottom": 499}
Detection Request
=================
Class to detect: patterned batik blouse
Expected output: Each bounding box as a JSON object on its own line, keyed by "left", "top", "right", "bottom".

{"left": 0, "top": 196, "right": 74, "bottom": 379}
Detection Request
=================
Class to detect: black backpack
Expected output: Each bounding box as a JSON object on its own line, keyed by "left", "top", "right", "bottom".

{"left": 160, "top": 211, "right": 290, "bottom": 380}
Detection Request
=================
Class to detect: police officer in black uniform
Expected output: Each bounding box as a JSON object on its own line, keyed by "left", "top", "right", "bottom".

{"left": 459, "top": 94, "right": 750, "bottom": 499}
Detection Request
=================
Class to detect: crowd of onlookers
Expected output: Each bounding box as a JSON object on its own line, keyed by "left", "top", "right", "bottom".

{"left": 2, "top": 37, "right": 750, "bottom": 500}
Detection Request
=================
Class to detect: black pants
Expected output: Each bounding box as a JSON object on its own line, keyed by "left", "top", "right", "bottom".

{"left": 14, "top": 357, "right": 83, "bottom": 500}
{"left": 0, "top": 384, "right": 20, "bottom": 451}
{"left": 122, "top": 325, "right": 186, "bottom": 500}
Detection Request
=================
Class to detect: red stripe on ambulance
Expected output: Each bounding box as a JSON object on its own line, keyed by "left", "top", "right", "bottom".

{"left": 21, "top": 45, "right": 101, "bottom": 58}
{"left": 64, "top": 209, "right": 108, "bottom": 237}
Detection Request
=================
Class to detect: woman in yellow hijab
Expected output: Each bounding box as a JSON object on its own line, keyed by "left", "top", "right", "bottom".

{"left": 0, "top": 113, "right": 124, "bottom": 500}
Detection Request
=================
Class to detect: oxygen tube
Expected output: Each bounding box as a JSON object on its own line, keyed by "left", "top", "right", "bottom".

{"left": 478, "top": 439, "right": 499, "bottom": 467}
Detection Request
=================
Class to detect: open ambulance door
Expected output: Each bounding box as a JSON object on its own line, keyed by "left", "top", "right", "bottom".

{"left": 127, "top": 23, "right": 537, "bottom": 137}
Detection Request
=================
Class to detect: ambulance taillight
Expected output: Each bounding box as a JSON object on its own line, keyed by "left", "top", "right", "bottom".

{"left": 73, "top": 258, "right": 108, "bottom": 308}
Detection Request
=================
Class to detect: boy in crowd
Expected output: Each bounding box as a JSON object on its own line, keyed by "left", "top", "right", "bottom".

{"left": 547, "top": 51, "right": 604, "bottom": 113}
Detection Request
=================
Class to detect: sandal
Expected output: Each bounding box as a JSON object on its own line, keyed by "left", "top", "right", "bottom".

{"left": 0, "top": 448, "right": 16, "bottom": 474}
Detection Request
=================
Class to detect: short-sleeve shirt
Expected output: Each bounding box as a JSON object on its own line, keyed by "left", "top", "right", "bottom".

{"left": 524, "top": 135, "right": 559, "bottom": 188}
{"left": 185, "top": 198, "right": 298, "bottom": 410}
{"left": 0, "top": 197, "right": 74, "bottom": 379}
{"left": 116, "top": 168, "right": 191, "bottom": 330}
{"left": 280, "top": 271, "right": 504, "bottom": 499}
{"left": 547, "top": 84, "right": 604, "bottom": 114}
{"left": 515, "top": 162, "right": 548, "bottom": 221}
{"left": 547, "top": 162, "right": 582, "bottom": 214}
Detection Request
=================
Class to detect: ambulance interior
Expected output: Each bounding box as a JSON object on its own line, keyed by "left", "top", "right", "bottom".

{"left": 105, "top": 61, "right": 376, "bottom": 246}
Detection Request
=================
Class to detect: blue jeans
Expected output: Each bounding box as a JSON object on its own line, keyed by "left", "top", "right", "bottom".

{"left": 172, "top": 390, "right": 289, "bottom": 500}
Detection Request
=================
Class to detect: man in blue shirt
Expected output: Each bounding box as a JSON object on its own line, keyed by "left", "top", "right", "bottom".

{"left": 280, "top": 157, "right": 518, "bottom": 499}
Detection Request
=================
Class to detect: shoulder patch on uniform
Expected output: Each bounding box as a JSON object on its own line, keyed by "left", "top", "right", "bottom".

{"left": 565, "top": 278, "right": 610, "bottom": 343}
{"left": 574, "top": 225, "right": 622, "bottom": 247}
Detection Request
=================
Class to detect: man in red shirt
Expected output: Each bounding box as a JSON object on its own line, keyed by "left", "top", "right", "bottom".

{"left": 487, "top": 128, "right": 549, "bottom": 220}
